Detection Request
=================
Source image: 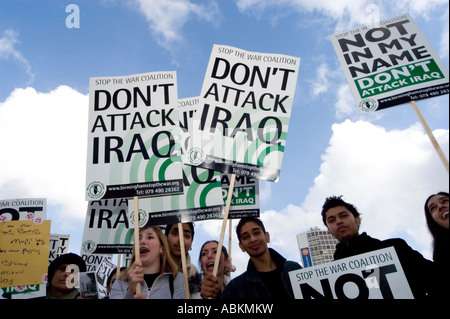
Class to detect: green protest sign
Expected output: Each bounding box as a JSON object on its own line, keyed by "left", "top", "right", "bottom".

{"left": 330, "top": 13, "right": 449, "bottom": 113}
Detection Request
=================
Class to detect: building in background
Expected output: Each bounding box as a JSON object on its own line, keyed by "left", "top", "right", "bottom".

{"left": 296, "top": 226, "right": 338, "bottom": 268}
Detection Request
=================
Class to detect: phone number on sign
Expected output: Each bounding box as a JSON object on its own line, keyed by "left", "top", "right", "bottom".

{"left": 136, "top": 186, "right": 180, "bottom": 196}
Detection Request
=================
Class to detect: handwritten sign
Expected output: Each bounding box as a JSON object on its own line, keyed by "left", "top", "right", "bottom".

{"left": 0, "top": 220, "right": 51, "bottom": 288}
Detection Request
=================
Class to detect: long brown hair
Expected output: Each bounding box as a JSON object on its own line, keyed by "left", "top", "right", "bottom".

{"left": 118, "top": 226, "right": 178, "bottom": 281}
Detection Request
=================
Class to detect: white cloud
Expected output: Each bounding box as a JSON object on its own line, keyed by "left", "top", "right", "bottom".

{"left": 0, "top": 86, "right": 88, "bottom": 229}
{"left": 132, "top": 0, "right": 221, "bottom": 52}
{"left": 0, "top": 29, "right": 34, "bottom": 84}
{"left": 310, "top": 63, "right": 331, "bottom": 96}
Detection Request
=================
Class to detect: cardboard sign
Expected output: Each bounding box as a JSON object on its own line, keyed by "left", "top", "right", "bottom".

{"left": 81, "top": 199, "right": 133, "bottom": 255}
{"left": 185, "top": 45, "right": 300, "bottom": 182}
{"left": 0, "top": 220, "right": 51, "bottom": 288}
{"left": 330, "top": 13, "right": 449, "bottom": 113}
{"left": 86, "top": 71, "right": 184, "bottom": 200}
{"left": 289, "top": 247, "right": 414, "bottom": 299}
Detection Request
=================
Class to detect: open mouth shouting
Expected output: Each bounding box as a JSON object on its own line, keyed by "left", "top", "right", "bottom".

{"left": 205, "top": 262, "right": 215, "bottom": 273}
{"left": 140, "top": 247, "right": 150, "bottom": 257}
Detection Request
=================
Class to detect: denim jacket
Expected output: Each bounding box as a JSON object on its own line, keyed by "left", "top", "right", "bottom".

{"left": 221, "top": 248, "right": 302, "bottom": 299}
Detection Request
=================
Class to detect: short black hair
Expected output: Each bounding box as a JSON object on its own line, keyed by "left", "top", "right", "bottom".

{"left": 236, "top": 217, "right": 266, "bottom": 242}
{"left": 107, "top": 266, "right": 126, "bottom": 287}
{"left": 321, "top": 195, "right": 361, "bottom": 226}
{"left": 165, "top": 222, "right": 195, "bottom": 240}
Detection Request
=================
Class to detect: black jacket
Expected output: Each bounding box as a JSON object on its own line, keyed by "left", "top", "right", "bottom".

{"left": 334, "top": 232, "right": 441, "bottom": 299}
{"left": 222, "top": 248, "right": 302, "bottom": 299}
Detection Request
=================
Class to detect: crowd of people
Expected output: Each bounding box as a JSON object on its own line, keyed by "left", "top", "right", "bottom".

{"left": 43, "top": 191, "right": 448, "bottom": 300}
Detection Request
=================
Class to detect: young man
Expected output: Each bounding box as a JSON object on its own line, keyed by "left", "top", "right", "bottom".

{"left": 201, "top": 217, "right": 301, "bottom": 299}
{"left": 321, "top": 195, "right": 440, "bottom": 299}
{"left": 46, "top": 253, "right": 87, "bottom": 299}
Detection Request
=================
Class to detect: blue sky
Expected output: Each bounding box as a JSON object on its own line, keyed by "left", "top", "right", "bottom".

{"left": 1, "top": 0, "right": 448, "bottom": 276}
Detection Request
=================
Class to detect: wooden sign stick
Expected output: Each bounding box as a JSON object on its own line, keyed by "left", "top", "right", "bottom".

{"left": 410, "top": 100, "right": 449, "bottom": 173}
{"left": 213, "top": 173, "right": 236, "bottom": 278}
{"left": 177, "top": 223, "right": 191, "bottom": 299}
{"left": 133, "top": 196, "right": 141, "bottom": 295}
{"left": 228, "top": 219, "right": 232, "bottom": 258}
{"left": 117, "top": 254, "right": 121, "bottom": 277}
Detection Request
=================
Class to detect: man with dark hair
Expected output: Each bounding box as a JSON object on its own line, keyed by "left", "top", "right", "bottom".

{"left": 321, "top": 195, "right": 439, "bottom": 299}
{"left": 46, "top": 253, "right": 87, "bottom": 299}
{"left": 201, "top": 217, "right": 301, "bottom": 299}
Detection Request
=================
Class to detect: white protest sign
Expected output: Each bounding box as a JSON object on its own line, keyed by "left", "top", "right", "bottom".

{"left": 186, "top": 45, "right": 300, "bottom": 182}
{"left": 0, "top": 198, "right": 46, "bottom": 223}
{"left": 95, "top": 257, "right": 117, "bottom": 299}
{"left": 49, "top": 233, "right": 70, "bottom": 263}
{"left": 330, "top": 13, "right": 449, "bottom": 113}
{"left": 81, "top": 253, "right": 112, "bottom": 273}
{"left": 289, "top": 247, "right": 414, "bottom": 299}
{"left": 86, "top": 71, "right": 184, "bottom": 200}
{"left": 137, "top": 97, "right": 225, "bottom": 226}
{"left": 81, "top": 199, "right": 133, "bottom": 255}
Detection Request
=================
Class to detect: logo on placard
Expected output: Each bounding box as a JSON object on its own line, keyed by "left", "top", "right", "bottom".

{"left": 130, "top": 209, "right": 148, "bottom": 228}
{"left": 188, "top": 147, "right": 205, "bottom": 165}
{"left": 359, "top": 99, "right": 378, "bottom": 112}
{"left": 87, "top": 181, "right": 106, "bottom": 199}
{"left": 82, "top": 240, "right": 96, "bottom": 254}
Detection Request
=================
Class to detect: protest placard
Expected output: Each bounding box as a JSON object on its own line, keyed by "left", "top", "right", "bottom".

{"left": 81, "top": 199, "right": 133, "bottom": 255}
{"left": 221, "top": 173, "right": 259, "bottom": 219}
{"left": 185, "top": 45, "right": 300, "bottom": 182}
{"left": 0, "top": 284, "right": 45, "bottom": 299}
{"left": 289, "top": 247, "right": 414, "bottom": 299}
{"left": 85, "top": 71, "right": 184, "bottom": 200}
{"left": 49, "top": 233, "right": 70, "bottom": 263}
{"left": 330, "top": 13, "right": 449, "bottom": 172}
{"left": 330, "top": 12, "right": 449, "bottom": 113}
{"left": 0, "top": 198, "right": 46, "bottom": 223}
{"left": 95, "top": 256, "right": 117, "bottom": 299}
{"left": 0, "top": 220, "right": 51, "bottom": 288}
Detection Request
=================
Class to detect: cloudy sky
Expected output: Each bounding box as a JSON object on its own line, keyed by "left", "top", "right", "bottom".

{"left": 0, "top": 0, "right": 448, "bottom": 276}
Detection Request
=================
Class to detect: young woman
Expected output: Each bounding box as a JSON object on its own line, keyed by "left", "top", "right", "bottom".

{"left": 424, "top": 192, "right": 449, "bottom": 265}
{"left": 193, "top": 240, "right": 232, "bottom": 299}
{"left": 110, "top": 226, "right": 185, "bottom": 299}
